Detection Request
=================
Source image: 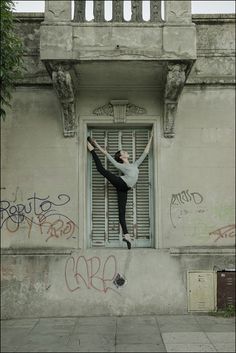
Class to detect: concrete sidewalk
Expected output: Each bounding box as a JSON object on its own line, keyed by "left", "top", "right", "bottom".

{"left": 1, "top": 315, "right": 235, "bottom": 352}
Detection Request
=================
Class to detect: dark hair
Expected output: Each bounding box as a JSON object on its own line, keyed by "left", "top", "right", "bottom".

{"left": 114, "top": 150, "right": 123, "bottom": 163}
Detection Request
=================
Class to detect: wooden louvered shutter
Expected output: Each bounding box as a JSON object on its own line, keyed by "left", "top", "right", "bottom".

{"left": 89, "top": 128, "right": 152, "bottom": 248}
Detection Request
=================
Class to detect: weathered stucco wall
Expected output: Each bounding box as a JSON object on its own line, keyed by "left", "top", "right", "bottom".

{"left": 1, "top": 13, "right": 235, "bottom": 318}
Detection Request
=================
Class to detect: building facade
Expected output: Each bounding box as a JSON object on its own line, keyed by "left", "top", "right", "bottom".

{"left": 1, "top": 0, "right": 235, "bottom": 318}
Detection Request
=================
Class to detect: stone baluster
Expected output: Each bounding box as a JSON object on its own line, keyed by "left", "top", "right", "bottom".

{"left": 165, "top": 0, "right": 192, "bottom": 24}
{"left": 73, "top": 0, "right": 86, "bottom": 22}
{"left": 44, "top": 0, "right": 71, "bottom": 22}
{"left": 112, "top": 0, "right": 124, "bottom": 22}
{"left": 131, "top": 0, "right": 142, "bottom": 22}
{"left": 94, "top": 0, "right": 105, "bottom": 22}
{"left": 150, "top": 0, "right": 161, "bottom": 22}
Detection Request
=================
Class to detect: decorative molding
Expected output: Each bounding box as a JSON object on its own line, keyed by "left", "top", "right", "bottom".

{"left": 111, "top": 100, "right": 129, "bottom": 123}
{"left": 93, "top": 103, "right": 114, "bottom": 117}
{"left": 164, "top": 102, "right": 177, "bottom": 138}
{"left": 94, "top": 0, "right": 105, "bottom": 22}
{"left": 112, "top": 0, "right": 123, "bottom": 22}
{"left": 93, "top": 100, "right": 146, "bottom": 123}
{"left": 126, "top": 103, "right": 146, "bottom": 116}
{"left": 74, "top": 0, "right": 86, "bottom": 22}
{"left": 51, "top": 63, "right": 76, "bottom": 137}
{"left": 165, "top": 62, "right": 187, "bottom": 101}
{"left": 131, "top": 0, "right": 142, "bottom": 22}
{"left": 150, "top": 0, "right": 162, "bottom": 22}
{"left": 163, "top": 62, "right": 187, "bottom": 138}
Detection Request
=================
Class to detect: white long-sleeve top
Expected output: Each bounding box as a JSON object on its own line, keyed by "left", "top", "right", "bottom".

{"left": 106, "top": 151, "right": 148, "bottom": 188}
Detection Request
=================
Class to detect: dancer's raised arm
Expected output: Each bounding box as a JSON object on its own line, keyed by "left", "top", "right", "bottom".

{"left": 135, "top": 129, "right": 153, "bottom": 167}
{"left": 92, "top": 140, "right": 108, "bottom": 156}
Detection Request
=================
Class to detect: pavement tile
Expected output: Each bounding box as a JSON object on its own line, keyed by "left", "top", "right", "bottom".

{"left": 1, "top": 328, "right": 33, "bottom": 347}
{"left": 77, "top": 345, "right": 115, "bottom": 352}
{"left": 116, "top": 333, "right": 163, "bottom": 345}
{"left": 68, "top": 333, "right": 114, "bottom": 346}
{"left": 117, "top": 326, "right": 160, "bottom": 335}
{"left": 31, "top": 325, "right": 74, "bottom": 335}
{"left": 38, "top": 318, "right": 77, "bottom": 326}
{"left": 199, "top": 324, "right": 236, "bottom": 332}
{"left": 20, "top": 332, "right": 70, "bottom": 347}
{"left": 1, "top": 315, "right": 235, "bottom": 353}
{"left": 1, "top": 346, "right": 19, "bottom": 352}
{"left": 162, "top": 332, "right": 211, "bottom": 344}
{"left": 78, "top": 316, "right": 116, "bottom": 326}
{"left": 156, "top": 315, "right": 201, "bottom": 333}
{"left": 73, "top": 324, "right": 116, "bottom": 335}
{"left": 1, "top": 320, "right": 20, "bottom": 327}
{"left": 213, "top": 343, "right": 236, "bottom": 352}
{"left": 165, "top": 343, "right": 217, "bottom": 352}
{"left": 206, "top": 332, "right": 235, "bottom": 343}
{"left": 195, "top": 316, "right": 235, "bottom": 326}
{"left": 117, "top": 316, "right": 157, "bottom": 327}
{"left": 157, "top": 315, "right": 198, "bottom": 324}
{"left": 11, "top": 319, "right": 39, "bottom": 328}
{"left": 16, "top": 344, "right": 79, "bottom": 352}
{"left": 116, "top": 343, "right": 166, "bottom": 352}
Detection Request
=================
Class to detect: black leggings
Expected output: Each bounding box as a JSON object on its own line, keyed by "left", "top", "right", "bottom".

{"left": 91, "top": 150, "right": 130, "bottom": 235}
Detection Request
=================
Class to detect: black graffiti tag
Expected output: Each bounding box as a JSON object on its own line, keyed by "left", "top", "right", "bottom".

{"left": 0, "top": 193, "right": 71, "bottom": 228}
{"left": 170, "top": 189, "right": 204, "bottom": 228}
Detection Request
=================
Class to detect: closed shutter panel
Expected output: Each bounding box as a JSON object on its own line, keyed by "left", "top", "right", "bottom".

{"left": 135, "top": 130, "right": 151, "bottom": 243}
{"left": 90, "top": 128, "right": 152, "bottom": 248}
{"left": 90, "top": 130, "right": 106, "bottom": 246}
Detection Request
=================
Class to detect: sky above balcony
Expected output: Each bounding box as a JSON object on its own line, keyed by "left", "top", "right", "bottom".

{"left": 13, "top": 0, "right": 235, "bottom": 18}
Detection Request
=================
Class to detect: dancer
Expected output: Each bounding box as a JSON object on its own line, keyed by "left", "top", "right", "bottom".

{"left": 87, "top": 130, "right": 153, "bottom": 249}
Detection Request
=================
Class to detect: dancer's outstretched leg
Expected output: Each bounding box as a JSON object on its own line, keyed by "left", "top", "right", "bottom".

{"left": 117, "top": 190, "right": 132, "bottom": 250}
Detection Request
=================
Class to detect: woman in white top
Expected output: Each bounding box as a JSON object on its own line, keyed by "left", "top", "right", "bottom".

{"left": 87, "top": 131, "right": 153, "bottom": 249}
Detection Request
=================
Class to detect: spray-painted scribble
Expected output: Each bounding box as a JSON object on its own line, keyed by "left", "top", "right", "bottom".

{"left": 0, "top": 193, "right": 78, "bottom": 241}
{"left": 209, "top": 224, "right": 235, "bottom": 242}
{"left": 113, "top": 273, "right": 127, "bottom": 289}
{"left": 65, "top": 255, "right": 121, "bottom": 295}
{"left": 170, "top": 189, "right": 204, "bottom": 228}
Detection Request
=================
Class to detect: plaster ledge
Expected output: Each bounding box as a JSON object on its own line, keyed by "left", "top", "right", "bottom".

{"left": 169, "top": 246, "right": 235, "bottom": 256}
{"left": 1, "top": 248, "right": 74, "bottom": 256}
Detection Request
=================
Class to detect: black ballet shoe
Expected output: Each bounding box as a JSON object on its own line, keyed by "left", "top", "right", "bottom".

{"left": 122, "top": 237, "right": 131, "bottom": 250}
{"left": 87, "top": 136, "right": 96, "bottom": 147}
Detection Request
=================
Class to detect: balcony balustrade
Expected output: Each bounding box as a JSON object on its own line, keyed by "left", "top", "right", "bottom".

{"left": 73, "top": 0, "right": 162, "bottom": 23}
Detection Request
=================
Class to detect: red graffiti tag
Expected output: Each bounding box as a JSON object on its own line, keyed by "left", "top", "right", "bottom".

{"left": 4, "top": 215, "right": 77, "bottom": 242}
{"left": 209, "top": 224, "right": 235, "bottom": 242}
{"left": 65, "top": 255, "right": 119, "bottom": 295}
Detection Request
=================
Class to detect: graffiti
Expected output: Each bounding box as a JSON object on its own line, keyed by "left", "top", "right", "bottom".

{"left": 209, "top": 224, "right": 235, "bottom": 242}
{"left": 0, "top": 193, "right": 78, "bottom": 241}
{"left": 65, "top": 255, "right": 121, "bottom": 295}
{"left": 170, "top": 189, "right": 204, "bottom": 228}
{"left": 113, "top": 273, "right": 127, "bottom": 288}
{"left": 5, "top": 214, "right": 76, "bottom": 241}
{"left": 0, "top": 193, "right": 71, "bottom": 227}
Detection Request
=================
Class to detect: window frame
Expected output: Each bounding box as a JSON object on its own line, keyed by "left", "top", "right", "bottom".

{"left": 78, "top": 118, "right": 161, "bottom": 251}
{"left": 87, "top": 126, "right": 155, "bottom": 249}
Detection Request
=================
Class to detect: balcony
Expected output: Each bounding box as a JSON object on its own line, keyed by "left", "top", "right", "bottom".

{"left": 40, "top": 0, "right": 197, "bottom": 137}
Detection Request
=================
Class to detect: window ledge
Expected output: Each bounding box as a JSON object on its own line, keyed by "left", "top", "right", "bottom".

{"left": 1, "top": 248, "right": 74, "bottom": 256}
{"left": 169, "top": 246, "right": 235, "bottom": 256}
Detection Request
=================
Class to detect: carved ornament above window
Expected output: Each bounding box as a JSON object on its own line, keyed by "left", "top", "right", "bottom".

{"left": 93, "top": 100, "right": 146, "bottom": 123}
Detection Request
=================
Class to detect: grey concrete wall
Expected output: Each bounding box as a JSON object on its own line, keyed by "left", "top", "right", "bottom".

{"left": 1, "top": 13, "right": 235, "bottom": 318}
